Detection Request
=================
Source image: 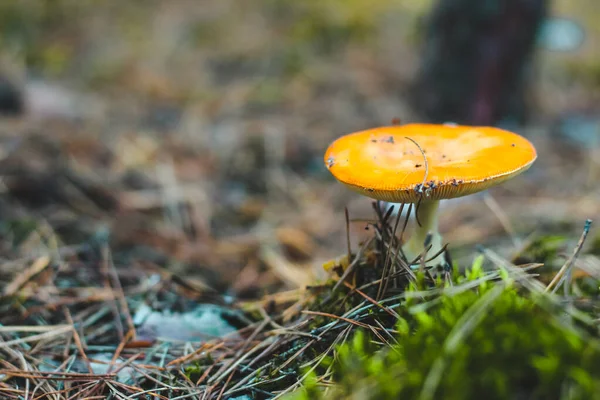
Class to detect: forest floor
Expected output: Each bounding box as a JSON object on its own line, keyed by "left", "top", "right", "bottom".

{"left": 0, "top": 1, "right": 599, "bottom": 398}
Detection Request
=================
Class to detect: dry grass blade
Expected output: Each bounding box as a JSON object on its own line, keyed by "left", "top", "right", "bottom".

{"left": 103, "top": 246, "right": 136, "bottom": 339}
{"left": 482, "top": 192, "right": 521, "bottom": 248}
{"left": 545, "top": 219, "right": 592, "bottom": 294}
{"left": 376, "top": 203, "right": 404, "bottom": 300}
{"left": 63, "top": 307, "right": 92, "bottom": 374}
{"left": 2, "top": 256, "right": 50, "bottom": 297}
{"left": 302, "top": 310, "right": 381, "bottom": 330}
{"left": 0, "top": 325, "right": 73, "bottom": 349}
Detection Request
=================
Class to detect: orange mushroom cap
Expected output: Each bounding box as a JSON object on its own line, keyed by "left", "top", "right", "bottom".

{"left": 324, "top": 123, "right": 537, "bottom": 203}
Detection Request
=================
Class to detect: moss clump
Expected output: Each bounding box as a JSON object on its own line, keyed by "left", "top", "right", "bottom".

{"left": 288, "top": 271, "right": 600, "bottom": 400}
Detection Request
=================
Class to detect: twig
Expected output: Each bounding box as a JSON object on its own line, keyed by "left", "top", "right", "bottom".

{"left": 103, "top": 246, "right": 136, "bottom": 339}
{"left": 546, "top": 219, "right": 593, "bottom": 294}
{"left": 63, "top": 307, "right": 93, "bottom": 374}
{"left": 100, "top": 248, "right": 124, "bottom": 342}
{"left": 302, "top": 310, "right": 381, "bottom": 330}
{"left": 345, "top": 281, "right": 399, "bottom": 319}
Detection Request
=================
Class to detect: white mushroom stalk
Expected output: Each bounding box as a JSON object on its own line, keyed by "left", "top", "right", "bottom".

{"left": 402, "top": 200, "right": 444, "bottom": 266}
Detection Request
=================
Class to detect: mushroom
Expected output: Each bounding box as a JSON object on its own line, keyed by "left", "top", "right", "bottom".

{"left": 324, "top": 123, "right": 537, "bottom": 266}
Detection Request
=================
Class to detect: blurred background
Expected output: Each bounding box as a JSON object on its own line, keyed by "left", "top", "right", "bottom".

{"left": 0, "top": 0, "right": 598, "bottom": 298}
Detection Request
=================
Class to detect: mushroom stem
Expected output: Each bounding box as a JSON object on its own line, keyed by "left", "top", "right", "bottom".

{"left": 403, "top": 200, "right": 444, "bottom": 266}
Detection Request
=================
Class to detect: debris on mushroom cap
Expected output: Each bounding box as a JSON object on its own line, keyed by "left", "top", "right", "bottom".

{"left": 324, "top": 123, "right": 537, "bottom": 203}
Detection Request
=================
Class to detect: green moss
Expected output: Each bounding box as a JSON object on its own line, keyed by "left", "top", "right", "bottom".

{"left": 288, "top": 270, "right": 600, "bottom": 400}
{"left": 183, "top": 363, "right": 204, "bottom": 381}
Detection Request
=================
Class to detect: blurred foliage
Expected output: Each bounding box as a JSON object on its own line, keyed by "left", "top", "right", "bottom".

{"left": 288, "top": 263, "right": 600, "bottom": 400}
{"left": 0, "top": 0, "right": 161, "bottom": 81}
{"left": 0, "top": 218, "right": 39, "bottom": 247}
{"left": 0, "top": 0, "right": 81, "bottom": 75}
{"left": 274, "top": 0, "right": 386, "bottom": 52}
{"left": 513, "top": 235, "right": 567, "bottom": 266}
{"left": 590, "top": 234, "right": 600, "bottom": 257}
{"left": 264, "top": 0, "right": 412, "bottom": 80}
{"left": 565, "top": 60, "right": 600, "bottom": 90}
{"left": 0, "top": 0, "right": 412, "bottom": 81}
